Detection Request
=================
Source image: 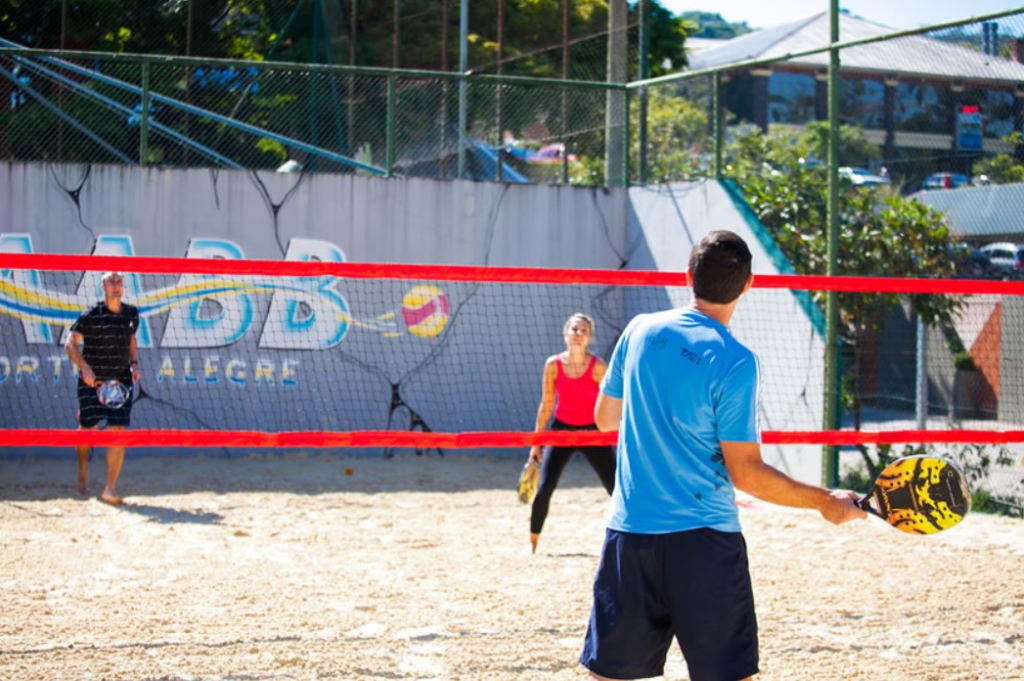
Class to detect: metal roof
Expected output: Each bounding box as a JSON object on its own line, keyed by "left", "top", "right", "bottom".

{"left": 915, "top": 184, "right": 1024, "bottom": 240}
{"left": 688, "top": 12, "right": 1024, "bottom": 85}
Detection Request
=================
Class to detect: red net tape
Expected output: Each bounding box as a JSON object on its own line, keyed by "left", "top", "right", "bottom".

{"left": 6, "top": 429, "right": 1024, "bottom": 448}
{"left": 5, "top": 253, "right": 1024, "bottom": 294}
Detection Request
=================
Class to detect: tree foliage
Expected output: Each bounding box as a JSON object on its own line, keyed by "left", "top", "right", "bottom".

{"left": 644, "top": 1, "right": 690, "bottom": 77}
{"left": 725, "top": 124, "right": 977, "bottom": 481}
{"left": 1, "top": 0, "right": 691, "bottom": 78}
{"left": 725, "top": 124, "right": 964, "bottom": 460}
{"left": 678, "top": 11, "right": 752, "bottom": 40}
{"left": 726, "top": 124, "right": 962, "bottom": 318}
{"left": 630, "top": 88, "right": 708, "bottom": 180}
{"left": 972, "top": 133, "right": 1024, "bottom": 185}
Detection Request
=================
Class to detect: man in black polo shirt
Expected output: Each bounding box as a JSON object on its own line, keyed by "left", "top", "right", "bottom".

{"left": 65, "top": 271, "right": 141, "bottom": 504}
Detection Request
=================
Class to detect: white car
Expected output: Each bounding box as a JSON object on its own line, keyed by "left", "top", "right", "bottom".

{"left": 839, "top": 167, "right": 889, "bottom": 186}
{"left": 978, "top": 242, "right": 1024, "bottom": 279}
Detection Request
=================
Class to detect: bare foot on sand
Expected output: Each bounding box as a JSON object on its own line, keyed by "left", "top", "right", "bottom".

{"left": 100, "top": 492, "right": 124, "bottom": 506}
{"left": 76, "top": 467, "right": 88, "bottom": 495}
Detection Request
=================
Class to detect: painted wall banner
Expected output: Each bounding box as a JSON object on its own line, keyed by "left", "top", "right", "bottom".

{"left": 1, "top": 233, "right": 472, "bottom": 437}
{"left": 1, "top": 233, "right": 440, "bottom": 350}
{"left": 0, "top": 163, "right": 633, "bottom": 449}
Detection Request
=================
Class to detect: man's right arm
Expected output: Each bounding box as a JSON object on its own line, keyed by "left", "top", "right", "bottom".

{"left": 65, "top": 330, "right": 95, "bottom": 386}
{"left": 530, "top": 359, "right": 558, "bottom": 462}
{"left": 722, "top": 440, "right": 865, "bottom": 525}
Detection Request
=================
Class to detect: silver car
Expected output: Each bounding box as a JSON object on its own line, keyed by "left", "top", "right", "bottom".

{"left": 978, "top": 242, "right": 1024, "bottom": 279}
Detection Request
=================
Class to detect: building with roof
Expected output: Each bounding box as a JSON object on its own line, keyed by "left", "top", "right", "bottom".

{"left": 687, "top": 11, "right": 1024, "bottom": 179}
{"left": 915, "top": 183, "right": 1024, "bottom": 241}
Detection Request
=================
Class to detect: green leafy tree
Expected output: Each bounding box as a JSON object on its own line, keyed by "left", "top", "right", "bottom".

{"left": 803, "top": 120, "right": 882, "bottom": 168}
{"left": 1, "top": 1, "right": 692, "bottom": 73}
{"left": 972, "top": 133, "right": 1024, "bottom": 185}
{"left": 678, "top": 11, "right": 752, "bottom": 39}
{"left": 569, "top": 85, "right": 707, "bottom": 186}
{"left": 1, "top": 0, "right": 692, "bottom": 171}
{"left": 726, "top": 124, "right": 965, "bottom": 476}
{"left": 631, "top": 88, "right": 708, "bottom": 180}
{"left": 644, "top": 1, "right": 691, "bottom": 77}
{"left": 0, "top": 0, "right": 250, "bottom": 56}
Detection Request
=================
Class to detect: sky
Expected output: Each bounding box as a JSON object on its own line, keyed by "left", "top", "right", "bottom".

{"left": 659, "top": 0, "right": 1018, "bottom": 31}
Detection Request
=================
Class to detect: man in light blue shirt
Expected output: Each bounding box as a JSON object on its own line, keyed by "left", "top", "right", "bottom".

{"left": 580, "top": 231, "right": 864, "bottom": 681}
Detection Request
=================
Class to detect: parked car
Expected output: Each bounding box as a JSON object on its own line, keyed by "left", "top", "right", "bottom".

{"left": 531, "top": 143, "right": 577, "bottom": 164}
{"left": 923, "top": 172, "right": 970, "bottom": 190}
{"left": 952, "top": 244, "right": 993, "bottom": 279}
{"left": 978, "top": 242, "right": 1024, "bottom": 279}
{"left": 839, "top": 166, "right": 889, "bottom": 186}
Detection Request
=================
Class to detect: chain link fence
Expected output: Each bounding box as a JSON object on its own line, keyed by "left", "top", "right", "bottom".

{"left": 626, "top": 8, "right": 1024, "bottom": 510}
{"left": 0, "top": 45, "right": 629, "bottom": 183}
{"left": 0, "top": 0, "right": 646, "bottom": 183}
{"left": 4, "top": 5, "right": 1021, "bottom": 194}
{"left": 2, "top": 4, "right": 1024, "bottom": 507}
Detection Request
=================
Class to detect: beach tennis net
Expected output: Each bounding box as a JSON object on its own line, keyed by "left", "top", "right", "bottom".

{"left": 2, "top": 253, "right": 1024, "bottom": 454}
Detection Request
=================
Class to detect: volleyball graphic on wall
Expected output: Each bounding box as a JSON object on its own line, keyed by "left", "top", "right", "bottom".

{"left": 401, "top": 285, "right": 450, "bottom": 338}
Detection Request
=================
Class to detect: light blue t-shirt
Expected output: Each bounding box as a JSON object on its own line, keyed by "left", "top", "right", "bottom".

{"left": 601, "top": 307, "right": 761, "bottom": 534}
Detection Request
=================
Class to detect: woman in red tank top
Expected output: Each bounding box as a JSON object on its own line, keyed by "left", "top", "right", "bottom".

{"left": 527, "top": 313, "right": 616, "bottom": 554}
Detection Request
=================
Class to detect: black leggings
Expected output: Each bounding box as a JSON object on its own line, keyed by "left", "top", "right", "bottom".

{"left": 530, "top": 420, "right": 616, "bottom": 535}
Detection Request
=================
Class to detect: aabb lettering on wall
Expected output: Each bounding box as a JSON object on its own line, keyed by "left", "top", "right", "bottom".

{"left": 0, "top": 234, "right": 451, "bottom": 388}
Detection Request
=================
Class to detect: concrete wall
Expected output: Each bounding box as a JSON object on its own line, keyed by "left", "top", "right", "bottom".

{"left": 1, "top": 164, "right": 827, "bottom": 483}
{"left": 0, "top": 162, "right": 628, "bottom": 267}
{"left": 626, "top": 181, "right": 826, "bottom": 484}
{"left": 0, "top": 163, "right": 629, "bottom": 452}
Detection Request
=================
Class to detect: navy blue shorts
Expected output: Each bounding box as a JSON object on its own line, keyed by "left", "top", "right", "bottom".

{"left": 77, "top": 381, "right": 133, "bottom": 429}
{"left": 580, "top": 527, "right": 759, "bottom": 681}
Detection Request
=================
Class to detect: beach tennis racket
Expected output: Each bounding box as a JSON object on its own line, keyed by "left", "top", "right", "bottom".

{"left": 517, "top": 459, "right": 540, "bottom": 504}
{"left": 856, "top": 455, "right": 970, "bottom": 534}
{"left": 96, "top": 380, "right": 130, "bottom": 409}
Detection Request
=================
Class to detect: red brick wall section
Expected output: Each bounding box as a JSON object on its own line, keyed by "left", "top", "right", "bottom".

{"left": 971, "top": 302, "right": 1002, "bottom": 399}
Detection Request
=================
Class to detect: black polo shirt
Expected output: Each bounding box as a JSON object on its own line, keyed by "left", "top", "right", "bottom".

{"left": 71, "top": 302, "right": 140, "bottom": 382}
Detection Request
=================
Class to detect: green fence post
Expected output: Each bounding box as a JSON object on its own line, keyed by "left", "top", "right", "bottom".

{"left": 622, "top": 88, "right": 630, "bottom": 187}
{"left": 457, "top": 73, "right": 467, "bottom": 180}
{"left": 386, "top": 74, "right": 396, "bottom": 177}
{"left": 496, "top": 82, "right": 504, "bottom": 182}
{"left": 638, "top": 0, "right": 649, "bottom": 185}
{"left": 139, "top": 62, "right": 150, "bottom": 165}
{"left": 562, "top": 85, "right": 570, "bottom": 185}
{"left": 713, "top": 71, "right": 723, "bottom": 180}
{"left": 823, "top": 0, "right": 842, "bottom": 488}
{"left": 457, "top": 0, "right": 468, "bottom": 181}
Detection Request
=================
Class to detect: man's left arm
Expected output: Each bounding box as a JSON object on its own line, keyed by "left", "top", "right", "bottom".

{"left": 129, "top": 335, "right": 140, "bottom": 384}
{"left": 722, "top": 441, "right": 864, "bottom": 525}
{"left": 594, "top": 393, "right": 621, "bottom": 432}
{"left": 718, "top": 355, "right": 863, "bottom": 525}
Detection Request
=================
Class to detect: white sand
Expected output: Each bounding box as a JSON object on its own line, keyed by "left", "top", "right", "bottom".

{"left": 1, "top": 452, "right": 1022, "bottom": 681}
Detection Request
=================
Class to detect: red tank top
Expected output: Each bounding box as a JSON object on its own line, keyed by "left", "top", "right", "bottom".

{"left": 554, "top": 356, "right": 600, "bottom": 426}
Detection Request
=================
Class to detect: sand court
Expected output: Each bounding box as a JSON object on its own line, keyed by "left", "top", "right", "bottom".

{"left": 1, "top": 453, "right": 1022, "bottom": 681}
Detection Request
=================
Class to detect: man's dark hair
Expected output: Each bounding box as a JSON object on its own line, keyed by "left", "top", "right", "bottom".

{"left": 688, "top": 231, "right": 752, "bottom": 304}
